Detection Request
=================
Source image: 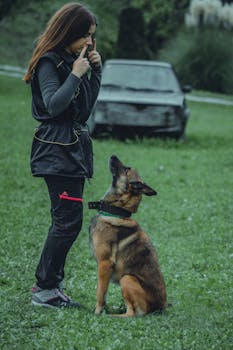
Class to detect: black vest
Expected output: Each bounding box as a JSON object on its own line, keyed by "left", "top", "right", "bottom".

{"left": 31, "top": 50, "right": 92, "bottom": 126}
{"left": 30, "top": 50, "right": 100, "bottom": 178}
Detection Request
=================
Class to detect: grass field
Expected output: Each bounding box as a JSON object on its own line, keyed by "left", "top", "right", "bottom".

{"left": 0, "top": 75, "right": 232, "bottom": 349}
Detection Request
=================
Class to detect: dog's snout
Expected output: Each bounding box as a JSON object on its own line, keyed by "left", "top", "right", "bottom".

{"left": 110, "top": 155, "right": 118, "bottom": 161}
{"left": 109, "top": 155, "right": 117, "bottom": 170}
{"left": 109, "top": 155, "right": 123, "bottom": 171}
{"left": 110, "top": 155, "right": 120, "bottom": 165}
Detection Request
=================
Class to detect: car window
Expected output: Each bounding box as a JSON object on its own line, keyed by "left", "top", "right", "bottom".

{"left": 102, "top": 64, "right": 181, "bottom": 92}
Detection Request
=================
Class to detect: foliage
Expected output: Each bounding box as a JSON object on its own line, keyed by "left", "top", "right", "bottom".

{"left": 145, "top": 0, "right": 189, "bottom": 55}
{"left": 159, "top": 28, "right": 233, "bottom": 94}
{"left": 0, "top": 0, "right": 116, "bottom": 65}
{"left": 0, "top": 0, "right": 16, "bottom": 20}
{"left": 0, "top": 0, "right": 190, "bottom": 65}
{"left": 159, "top": 0, "right": 233, "bottom": 94}
{"left": 0, "top": 75, "right": 233, "bottom": 349}
{"left": 116, "top": 7, "right": 150, "bottom": 59}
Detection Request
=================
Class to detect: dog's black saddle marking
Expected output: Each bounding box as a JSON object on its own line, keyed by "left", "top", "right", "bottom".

{"left": 88, "top": 200, "right": 132, "bottom": 218}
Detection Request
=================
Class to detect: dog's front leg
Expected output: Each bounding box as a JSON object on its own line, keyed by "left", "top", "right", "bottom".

{"left": 95, "top": 259, "right": 113, "bottom": 315}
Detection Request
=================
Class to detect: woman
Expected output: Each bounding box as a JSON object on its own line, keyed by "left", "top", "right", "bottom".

{"left": 24, "top": 3, "right": 101, "bottom": 308}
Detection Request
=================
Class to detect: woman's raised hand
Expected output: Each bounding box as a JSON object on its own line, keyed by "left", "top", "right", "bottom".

{"left": 72, "top": 45, "right": 90, "bottom": 78}
{"left": 88, "top": 39, "right": 101, "bottom": 67}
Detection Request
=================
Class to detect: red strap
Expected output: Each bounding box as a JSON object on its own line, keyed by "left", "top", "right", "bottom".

{"left": 59, "top": 193, "right": 83, "bottom": 202}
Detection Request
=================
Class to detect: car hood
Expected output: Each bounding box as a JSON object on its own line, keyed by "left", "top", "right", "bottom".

{"left": 97, "top": 89, "right": 184, "bottom": 106}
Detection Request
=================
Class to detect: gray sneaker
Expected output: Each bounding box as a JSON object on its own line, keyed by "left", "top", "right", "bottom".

{"left": 31, "top": 285, "right": 81, "bottom": 308}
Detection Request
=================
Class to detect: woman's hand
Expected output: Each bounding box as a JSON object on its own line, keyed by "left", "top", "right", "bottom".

{"left": 72, "top": 45, "right": 90, "bottom": 78}
{"left": 88, "top": 39, "right": 102, "bottom": 67}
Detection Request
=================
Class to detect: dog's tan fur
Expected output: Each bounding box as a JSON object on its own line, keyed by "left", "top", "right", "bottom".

{"left": 89, "top": 155, "right": 167, "bottom": 317}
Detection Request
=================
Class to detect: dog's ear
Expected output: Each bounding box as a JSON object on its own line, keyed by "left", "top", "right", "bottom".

{"left": 142, "top": 182, "right": 157, "bottom": 196}
{"left": 129, "top": 181, "right": 157, "bottom": 196}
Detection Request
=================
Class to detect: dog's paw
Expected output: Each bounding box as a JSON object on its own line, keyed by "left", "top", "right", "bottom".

{"left": 95, "top": 303, "right": 110, "bottom": 315}
{"left": 94, "top": 305, "right": 103, "bottom": 315}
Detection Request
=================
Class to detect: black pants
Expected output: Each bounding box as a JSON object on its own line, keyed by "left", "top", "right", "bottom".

{"left": 35, "top": 176, "right": 85, "bottom": 289}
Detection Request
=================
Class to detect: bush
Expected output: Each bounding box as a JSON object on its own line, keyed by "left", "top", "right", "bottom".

{"left": 0, "top": 0, "right": 16, "bottom": 20}
{"left": 159, "top": 28, "right": 233, "bottom": 94}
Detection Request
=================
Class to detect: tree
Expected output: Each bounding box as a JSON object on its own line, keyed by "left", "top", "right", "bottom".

{"left": 0, "top": 0, "right": 16, "bottom": 20}
{"left": 146, "top": 0, "right": 189, "bottom": 56}
{"left": 115, "top": 7, "right": 150, "bottom": 59}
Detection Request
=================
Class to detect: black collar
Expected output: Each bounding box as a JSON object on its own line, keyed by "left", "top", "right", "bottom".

{"left": 55, "top": 49, "right": 77, "bottom": 64}
{"left": 88, "top": 200, "right": 132, "bottom": 218}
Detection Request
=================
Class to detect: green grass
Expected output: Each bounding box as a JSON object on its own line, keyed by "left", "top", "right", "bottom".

{"left": 0, "top": 75, "right": 233, "bottom": 349}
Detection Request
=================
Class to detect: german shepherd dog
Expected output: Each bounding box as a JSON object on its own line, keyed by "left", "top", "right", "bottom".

{"left": 89, "top": 155, "right": 167, "bottom": 317}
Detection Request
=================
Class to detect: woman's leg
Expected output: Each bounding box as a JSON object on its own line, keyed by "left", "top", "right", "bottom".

{"left": 35, "top": 176, "right": 85, "bottom": 289}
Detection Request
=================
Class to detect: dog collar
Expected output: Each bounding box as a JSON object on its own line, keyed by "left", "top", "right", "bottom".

{"left": 98, "top": 211, "right": 125, "bottom": 218}
{"left": 88, "top": 200, "right": 132, "bottom": 218}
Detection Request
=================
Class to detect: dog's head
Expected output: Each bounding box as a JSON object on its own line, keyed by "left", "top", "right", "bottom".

{"left": 102, "top": 155, "right": 157, "bottom": 213}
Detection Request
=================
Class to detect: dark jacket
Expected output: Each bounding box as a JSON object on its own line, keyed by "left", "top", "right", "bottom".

{"left": 30, "top": 49, "right": 101, "bottom": 178}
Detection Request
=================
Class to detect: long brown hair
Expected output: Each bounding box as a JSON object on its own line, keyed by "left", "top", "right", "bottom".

{"left": 23, "top": 2, "right": 96, "bottom": 83}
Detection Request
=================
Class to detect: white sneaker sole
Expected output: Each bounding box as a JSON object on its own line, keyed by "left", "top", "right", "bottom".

{"left": 31, "top": 300, "right": 57, "bottom": 308}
